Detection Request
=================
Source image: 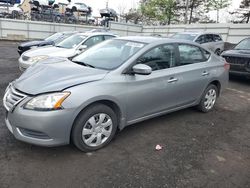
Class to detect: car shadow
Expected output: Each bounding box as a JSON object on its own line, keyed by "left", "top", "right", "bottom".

{"left": 229, "top": 75, "right": 250, "bottom": 86}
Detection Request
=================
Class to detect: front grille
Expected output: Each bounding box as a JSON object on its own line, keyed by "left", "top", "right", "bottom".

{"left": 223, "top": 56, "right": 250, "bottom": 72}
{"left": 22, "top": 55, "right": 30, "bottom": 61}
{"left": 3, "top": 85, "right": 27, "bottom": 112}
{"left": 223, "top": 56, "right": 250, "bottom": 65}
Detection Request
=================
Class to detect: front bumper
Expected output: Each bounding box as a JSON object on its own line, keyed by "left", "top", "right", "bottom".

{"left": 5, "top": 106, "right": 76, "bottom": 147}
{"left": 229, "top": 70, "right": 250, "bottom": 77}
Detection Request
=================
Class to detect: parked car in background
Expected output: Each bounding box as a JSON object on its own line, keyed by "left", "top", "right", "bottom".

{"left": 171, "top": 32, "right": 224, "bottom": 55}
{"left": 5, "top": 37, "right": 229, "bottom": 152}
{"left": 67, "top": 2, "right": 89, "bottom": 12}
{"left": 18, "top": 32, "right": 116, "bottom": 70}
{"left": 0, "top": 3, "right": 22, "bottom": 18}
{"left": 221, "top": 37, "right": 250, "bottom": 77}
{"left": 18, "top": 31, "right": 78, "bottom": 55}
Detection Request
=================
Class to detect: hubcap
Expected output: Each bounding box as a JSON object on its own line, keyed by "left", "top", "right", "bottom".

{"left": 82, "top": 113, "right": 113, "bottom": 147}
{"left": 204, "top": 89, "right": 217, "bottom": 110}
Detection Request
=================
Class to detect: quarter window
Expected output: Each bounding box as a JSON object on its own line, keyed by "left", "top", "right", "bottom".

{"left": 178, "top": 44, "right": 206, "bottom": 65}
{"left": 136, "top": 44, "right": 176, "bottom": 71}
{"left": 213, "top": 35, "right": 222, "bottom": 42}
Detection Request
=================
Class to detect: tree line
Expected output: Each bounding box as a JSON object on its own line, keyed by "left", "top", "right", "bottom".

{"left": 123, "top": 0, "right": 250, "bottom": 25}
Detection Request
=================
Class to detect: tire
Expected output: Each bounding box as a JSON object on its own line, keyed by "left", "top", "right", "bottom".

{"left": 215, "top": 49, "right": 221, "bottom": 56}
{"left": 71, "top": 104, "right": 118, "bottom": 152}
{"left": 197, "top": 84, "right": 218, "bottom": 113}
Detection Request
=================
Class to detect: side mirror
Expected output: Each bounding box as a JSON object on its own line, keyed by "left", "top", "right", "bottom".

{"left": 78, "top": 45, "right": 87, "bottom": 51}
{"left": 132, "top": 64, "right": 152, "bottom": 75}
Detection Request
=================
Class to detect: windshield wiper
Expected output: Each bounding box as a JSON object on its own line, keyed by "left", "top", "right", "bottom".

{"left": 72, "top": 60, "right": 95, "bottom": 68}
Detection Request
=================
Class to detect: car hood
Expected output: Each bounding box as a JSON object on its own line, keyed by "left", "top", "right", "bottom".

{"left": 13, "top": 57, "right": 108, "bottom": 95}
{"left": 24, "top": 46, "right": 76, "bottom": 58}
{"left": 19, "top": 40, "right": 46, "bottom": 47}
{"left": 222, "top": 49, "right": 250, "bottom": 58}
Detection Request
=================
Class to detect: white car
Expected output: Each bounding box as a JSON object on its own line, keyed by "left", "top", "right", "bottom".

{"left": 18, "top": 32, "right": 116, "bottom": 71}
{"left": 66, "top": 2, "right": 89, "bottom": 12}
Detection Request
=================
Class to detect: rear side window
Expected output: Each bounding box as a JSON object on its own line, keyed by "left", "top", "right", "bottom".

{"left": 213, "top": 35, "right": 222, "bottom": 42}
{"left": 178, "top": 44, "right": 208, "bottom": 65}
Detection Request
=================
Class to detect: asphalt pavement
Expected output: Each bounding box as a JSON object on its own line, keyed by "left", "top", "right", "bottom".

{"left": 0, "top": 41, "right": 249, "bottom": 188}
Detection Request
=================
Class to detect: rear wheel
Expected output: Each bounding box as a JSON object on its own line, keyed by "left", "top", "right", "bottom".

{"left": 71, "top": 104, "right": 118, "bottom": 152}
{"left": 197, "top": 84, "right": 218, "bottom": 113}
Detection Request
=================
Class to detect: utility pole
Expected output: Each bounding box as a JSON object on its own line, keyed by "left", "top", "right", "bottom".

{"left": 184, "top": 0, "right": 189, "bottom": 24}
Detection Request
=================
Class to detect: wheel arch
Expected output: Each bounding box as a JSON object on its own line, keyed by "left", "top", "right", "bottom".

{"left": 208, "top": 80, "right": 221, "bottom": 96}
{"left": 71, "top": 99, "right": 124, "bottom": 138}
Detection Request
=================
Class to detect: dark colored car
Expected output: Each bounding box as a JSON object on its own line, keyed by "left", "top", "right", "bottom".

{"left": 17, "top": 31, "right": 77, "bottom": 55}
{"left": 0, "top": 0, "right": 20, "bottom": 4}
{"left": 222, "top": 38, "right": 250, "bottom": 77}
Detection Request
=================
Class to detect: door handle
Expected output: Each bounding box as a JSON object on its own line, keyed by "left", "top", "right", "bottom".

{"left": 167, "top": 77, "right": 178, "bottom": 83}
{"left": 202, "top": 71, "right": 210, "bottom": 76}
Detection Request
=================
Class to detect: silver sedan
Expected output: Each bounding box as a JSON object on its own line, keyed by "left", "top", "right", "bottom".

{"left": 3, "top": 36, "right": 229, "bottom": 152}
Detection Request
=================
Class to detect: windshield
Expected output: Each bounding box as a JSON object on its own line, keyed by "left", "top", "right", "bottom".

{"left": 235, "top": 38, "right": 250, "bottom": 50}
{"left": 171, "top": 33, "right": 197, "bottom": 41}
{"left": 53, "top": 33, "right": 74, "bottom": 45}
{"left": 56, "top": 34, "right": 87, "bottom": 49}
{"left": 45, "top": 33, "right": 63, "bottom": 42}
{"left": 72, "top": 39, "right": 145, "bottom": 70}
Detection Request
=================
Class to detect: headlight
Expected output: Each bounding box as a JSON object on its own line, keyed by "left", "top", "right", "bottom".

{"left": 24, "top": 92, "right": 70, "bottom": 111}
{"left": 28, "top": 55, "right": 48, "bottom": 64}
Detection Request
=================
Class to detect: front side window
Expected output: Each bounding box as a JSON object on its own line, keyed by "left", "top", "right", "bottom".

{"left": 104, "top": 35, "right": 115, "bottom": 40}
{"left": 84, "top": 36, "right": 104, "bottom": 48}
{"left": 72, "top": 39, "right": 145, "bottom": 70}
{"left": 136, "top": 44, "right": 176, "bottom": 71}
{"left": 205, "top": 34, "right": 214, "bottom": 43}
{"left": 195, "top": 35, "right": 205, "bottom": 44}
{"left": 56, "top": 34, "right": 87, "bottom": 49}
{"left": 178, "top": 44, "right": 206, "bottom": 65}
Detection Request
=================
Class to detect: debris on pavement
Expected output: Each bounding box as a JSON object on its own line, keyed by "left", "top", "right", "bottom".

{"left": 155, "top": 144, "right": 163, "bottom": 151}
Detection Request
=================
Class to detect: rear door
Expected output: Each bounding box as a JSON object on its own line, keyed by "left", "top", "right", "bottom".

{"left": 168, "top": 43, "right": 212, "bottom": 106}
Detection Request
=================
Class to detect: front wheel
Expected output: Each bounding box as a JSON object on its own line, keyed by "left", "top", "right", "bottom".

{"left": 197, "top": 84, "right": 218, "bottom": 113}
{"left": 71, "top": 104, "right": 118, "bottom": 152}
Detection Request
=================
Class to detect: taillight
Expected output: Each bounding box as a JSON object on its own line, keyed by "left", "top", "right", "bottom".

{"left": 224, "top": 61, "right": 230, "bottom": 70}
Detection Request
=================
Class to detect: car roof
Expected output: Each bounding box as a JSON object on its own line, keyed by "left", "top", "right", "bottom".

{"left": 115, "top": 36, "right": 201, "bottom": 46}
{"left": 176, "top": 31, "right": 221, "bottom": 35}
{"left": 116, "top": 36, "right": 164, "bottom": 43}
{"left": 76, "top": 32, "right": 116, "bottom": 37}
